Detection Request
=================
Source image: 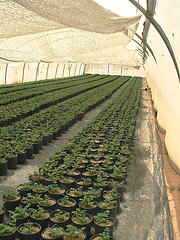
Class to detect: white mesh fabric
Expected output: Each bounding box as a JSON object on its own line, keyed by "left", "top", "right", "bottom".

{"left": 0, "top": 0, "right": 142, "bottom": 66}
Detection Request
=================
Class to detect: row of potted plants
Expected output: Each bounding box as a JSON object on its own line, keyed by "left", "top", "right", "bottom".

{"left": 0, "top": 74, "right": 117, "bottom": 126}
{"left": 0, "top": 74, "right": 92, "bottom": 95}
{"left": 0, "top": 76, "right": 129, "bottom": 174}
{"left": 0, "top": 74, "right": 94, "bottom": 102}
{"left": 0, "top": 77, "right": 141, "bottom": 239}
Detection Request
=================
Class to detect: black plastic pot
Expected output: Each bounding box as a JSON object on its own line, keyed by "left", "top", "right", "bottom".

{"left": 17, "top": 152, "right": 26, "bottom": 164}
{"left": 0, "top": 210, "right": 4, "bottom": 223}
{"left": 6, "top": 156, "right": 17, "bottom": 169}
{"left": 59, "top": 177, "right": 76, "bottom": 189}
{"left": 98, "top": 203, "right": 118, "bottom": 218}
{"left": 30, "top": 212, "right": 49, "bottom": 230}
{"left": 90, "top": 234, "right": 113, "bottom": 240}
{"left": 0, "top": 228, "right": 16, "bottom": 240}
{"left": 49, "top": 210, "right": 71, "bottom": 229}
{"left": 33, "top": 141, "right": 41, "bottom": 154}
{"left": 3, "top": 196, "right": 21, "bottom": 213}
{"left": 66, "top": 189, "right": 83, "bottom": 204}
{"left": 0, "top": 161, "right": 7, "bottom": 176}
{"left": 71, "top": 213, "right": 93, "bottom": 239}
{"left": 76, "top": 179, "right": 92, "bottom": 191}
{"left": 38, "top": 199, "right": 56, "bottom": 211}
{"left": 48, "top": 187, "right": 66, "bottom": 200}
{"left": 63, "top": 231, "right": 86, "bottom": 240}
{"left": 42, "top": 136, "right": 49, "bottom": 146}
{"left": 26, "top": 147, "right": 34, "bottom": 159}
{"left": 9, "top": 213, "right": 30, "bottom": 226}
{"left": 17, "top": 222, "right": 41, "bottom": 240}
{"left": 94, "top": 217, "right": 115, "bottom": 236}
{"left": 41, "top": 227, "right": 64, "bottom": 240}
{"left": 57, "top": 197, "right": 77, "bottom": 212}
{"left": 79, "top": 201, "right": 98, "bottom": 216}
{"left": 17, "top": 187, "right": 32, "bottom": 197}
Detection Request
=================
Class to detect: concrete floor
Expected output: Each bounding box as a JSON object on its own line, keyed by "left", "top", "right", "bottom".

{"left": 0, "top": 79, "right": 173, "bottom": 239}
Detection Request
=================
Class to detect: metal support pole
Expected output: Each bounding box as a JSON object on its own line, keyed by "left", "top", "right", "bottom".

{"left": 79, "top": 64, "right": 83, "bottom": 75}
{"left": 74, "top": 64, "right": 78, "bottom": 76}
{"left": 128, "top": 0, "right": 180, "bottom": 81}
{"left": 5, "top": 63, "right": 8, "bottom": 85}
{"left": 62, "top": 64, "right": 66, "bottom": 77}
{"left": 46, "top": 63, "right": 50, "bottom": 80}
{"left": 69, "top": 64, "right": 72, "bottom": 77}
{"left": 55, "top": 63, "right": 59, "bottom": 79}
{"left": 83, "top": 64, "right": 87, "bottom": 75}
{"left": 22, "top": 63, "right": 26, "bottom": 83}
{"left": 108, "top": 65, "right": 110, "bottom": 75}
{"left": 135, "top": 33, "right": 157, "bottom": 63}
{"left": 35, "top": 62, "right": 41, "bottom": 81}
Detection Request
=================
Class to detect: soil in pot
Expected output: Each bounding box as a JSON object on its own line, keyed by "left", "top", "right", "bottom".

{"left": 0, "top": 223, "right": 16, "bottom": 240}
{"left": 17, "top": 221, "right": 41, "bottom": 240}
{"left": 57, "top": 195, "right": 77, "bottom": 212}
{"left": 49, "top": 210, "right": 71, "bottom": 228}
{"left": 41, "top": 227, "right": 64, "bottom": 240}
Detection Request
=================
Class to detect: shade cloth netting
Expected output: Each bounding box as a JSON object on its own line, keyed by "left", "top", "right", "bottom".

{"left": 0, "top": 0, "right": 142, "bottom": 66}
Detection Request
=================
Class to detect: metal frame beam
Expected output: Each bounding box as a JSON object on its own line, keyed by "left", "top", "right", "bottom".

{"left": 128, "top": 0, "right": 180, "bottom": 81}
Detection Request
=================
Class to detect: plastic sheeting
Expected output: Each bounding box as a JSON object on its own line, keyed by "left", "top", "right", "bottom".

{"left": 0, "top": 0, "right": 142, "bottom": 65}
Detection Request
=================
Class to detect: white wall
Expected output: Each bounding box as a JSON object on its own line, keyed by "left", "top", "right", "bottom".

{"left": 145, "top": 0, "right": 180, "bottom": 172}
{"left": 0, "top": 62, "right": 84, "bottom": 85}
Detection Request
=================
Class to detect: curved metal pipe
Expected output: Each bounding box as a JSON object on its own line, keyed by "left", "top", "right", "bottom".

{"left": 128, "top": 0, "right": 180, "bottom": 81}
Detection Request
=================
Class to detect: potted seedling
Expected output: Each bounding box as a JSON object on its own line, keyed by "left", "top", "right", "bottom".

{"left": 93, "top": 177, "right": 108, "bottom": 190}
{"left": 21, "top": 193, "right": 42, "bottom": 209}
{"left": 99, "top": 199, "right": 117, "bottom": 218}
{"left": 17, "top": 221, "right": 41, "bottom": 240}
{"left": 49, "top": 209, "right": 70, "bottom": 228}
{"left": 32, "top": 182, "right": 48, "bottom": 196}
{"left": 108, "top": 180, "right": 124, "bottom": 194}
{"left": 79, "top": 196, "right": 98, "bottom": 215}
{"left": 57, "top": 195, "right": 76, "bottom": 212}
{"left": 0, "top": 158, "right": 7, "bottom": 176}
{"left": 103, "top": 188, "right": 121, "bottom": 202}
{"left": 82, "top": 168, "right": 96, "bottom": 180}
{"left": 66, "top": 187, "right": 83, "bottom": 203}
{"left": 48, "top": 184, "right": 66, "bottom": 200}
{"left": 76, "top": 178, "right": 92, "bottom": 190}
{"left": 84, "top": 187, "right": 102, "bottom": 202}
{"left": 41, "top": 226, "right": 64, "bottom": 240}
{"left": 38, "top": 194, "right": 56, "bottom": 211}
{"left": 93, "top": 211, "right": 115, "bottom": 236}
{"left": 71, "top": 208, "right": 92, "bottom": 239}
{"left": 30, "top": 206, "right": 49, "bottom": 229}
{"left": 17, "top": 182, "right": 32, "bottom": 197}
{"left": 3, "top": 189, "right": 21, "bottom": 213}
{"left": 43, "top": 173, "right": 59, "bottom": 185}
{"left": 120, "top": 145, "right": 131, "bottom": 155}
{"left": 110, "top": 171, "right": 126, "bottom": 182}
{"left": 90, "top": 228, "right": 113, "bottom": 240}
{"left": 63, "top": 224, "right": 86, "bottom": 240}
{"left": 66, "top": 168, "right": 81, "bottom": 180}
{"left": 59, "top": 176, "right": 75, "bottom": 189}
{"left": 28, "top": 171, "right": 43, "bottom": 183}
{"left": 0, "top": 222, "right": 16, "bottom": 240}
{"left": 9, "top": 205, "right": 30, "bottom": 226}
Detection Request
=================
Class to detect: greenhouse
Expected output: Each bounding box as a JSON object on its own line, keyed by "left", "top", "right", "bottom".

{"left": 0, "top": 0, "right": 179, "bottom": 239}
